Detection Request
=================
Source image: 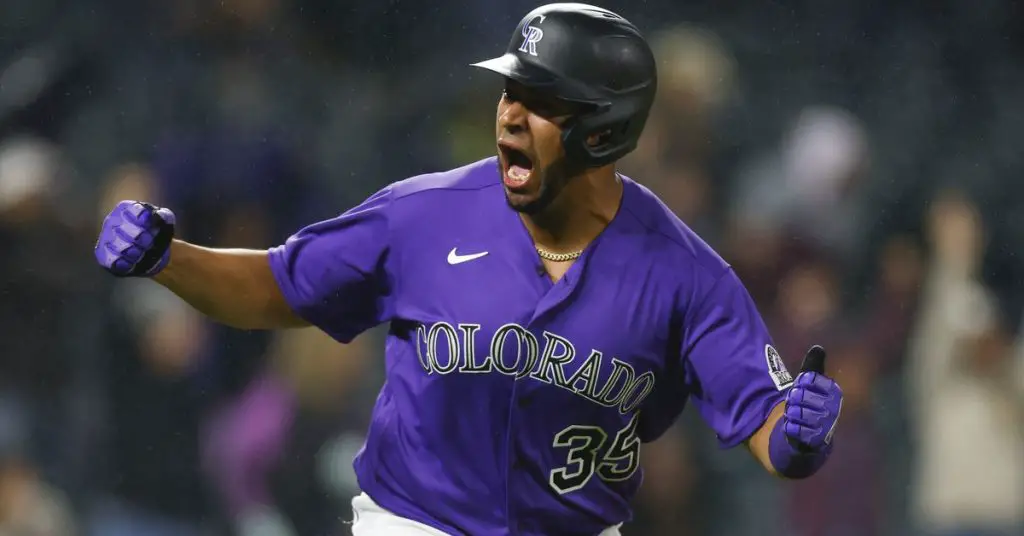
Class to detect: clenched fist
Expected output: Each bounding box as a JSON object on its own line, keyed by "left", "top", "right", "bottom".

{"left": 95, "top": 200, "right": 176, "bottom": 277}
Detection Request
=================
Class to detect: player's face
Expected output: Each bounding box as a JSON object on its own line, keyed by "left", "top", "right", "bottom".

{"left": 495, "top": 80, "right": 585, "bottom": 215}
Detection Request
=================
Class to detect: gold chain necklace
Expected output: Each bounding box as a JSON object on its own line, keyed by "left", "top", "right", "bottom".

{"left": 536, "top": 246, "right": 584, "bottom": 262}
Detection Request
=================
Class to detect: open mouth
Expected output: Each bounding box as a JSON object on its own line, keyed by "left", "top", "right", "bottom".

{"left": 499, "top": 143, "right": 535, "bottom": 190}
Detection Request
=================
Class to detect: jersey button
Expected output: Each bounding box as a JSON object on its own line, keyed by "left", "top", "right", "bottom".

{"left": 517, "top": 395, "right": 532, "bottom": 408}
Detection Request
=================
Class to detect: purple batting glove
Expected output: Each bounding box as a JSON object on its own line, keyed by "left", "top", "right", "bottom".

{"left": 782, "top": 345, "right": 843, "bottom": 452}
{"left": 95, "top": 200, "right": 176, "bottom": 277}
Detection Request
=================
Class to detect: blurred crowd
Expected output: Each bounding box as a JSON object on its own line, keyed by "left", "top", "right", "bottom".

{"left": 1, "top": 1, "right": 1022, "bottom": 535}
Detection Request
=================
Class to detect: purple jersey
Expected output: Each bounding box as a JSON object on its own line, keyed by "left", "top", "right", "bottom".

{"left": 268, "top": 157, "right": 791, "bottom": 535}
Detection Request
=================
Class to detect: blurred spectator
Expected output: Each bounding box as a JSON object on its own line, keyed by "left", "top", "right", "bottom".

{"left": 0, "top": 135, "right": 89, "bottom": 487}
{"left": 622, "top": 24, "right": 738, "bottom": 243}
{"left": 0, "top": 400, "right": 76, "bottom": 536}
{"left": 267, "top": 328, "right": 377, "bottom": 536}
{"left": 766, "top": 258, "right": 885, "bottom": 536}
{"left": 203, "top": 328, "right": 375, "bottom": 536}
{"left": 627, "top": 426, "right": 700, "bottom": 536}
{"left": 86, "top": 167, "right": 220, "bottom": 536}
{"left": 857, "top": 234, "right": 926, "bottom": 534}
{"left": 769, "top": 259, "right": 847, "bottom": 356}
{"left": 906, "top": 189, "right": 1024, "bottom": 536}
{"left": 783, "top": 344, "right": 884, "bottom": 536}
{"left": 139, "top": 0, "right": 334, "bottom": 407}
{"left": 861, "top": 235, "right": 925, "bottom": 374}
{"left": 728, "top": 106, "right": 871, "bottom": 277}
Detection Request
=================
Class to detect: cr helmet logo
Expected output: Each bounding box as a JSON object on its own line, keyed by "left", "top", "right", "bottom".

{"left": 518, "top": 15, "right": 546, "bottom": 56}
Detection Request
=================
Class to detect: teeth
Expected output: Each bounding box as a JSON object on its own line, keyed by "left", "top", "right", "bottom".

{"left": 508, "top": 165, "right": 531, "bottom": 183}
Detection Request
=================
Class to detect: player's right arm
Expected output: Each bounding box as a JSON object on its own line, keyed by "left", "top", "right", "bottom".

{"left": 96, "top": 187, "right": 395, "bottom": 341}
{"left": 153, "top": 240, "right": 307, "bottom": 330}
{"left": 94, "top": 201, "right": 306, "bottom": 329}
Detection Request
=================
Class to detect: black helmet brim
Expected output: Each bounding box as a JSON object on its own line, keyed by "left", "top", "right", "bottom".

{"left": 471, "top": 54, "right": 608, "bottom": 105}
{"left": 471, "top": 54, "right": 560, "bottom": 88}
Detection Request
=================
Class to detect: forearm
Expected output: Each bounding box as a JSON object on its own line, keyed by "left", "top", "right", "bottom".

{"left": 153, "top": 240, "right": 307, "bottom": 330}
{"left": 747, "top": 401, "right": 784, "bottom": 477}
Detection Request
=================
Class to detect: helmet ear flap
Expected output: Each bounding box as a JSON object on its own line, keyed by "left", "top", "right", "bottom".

{"left": 561, "top": 99, "right": 647, "bottom": 168}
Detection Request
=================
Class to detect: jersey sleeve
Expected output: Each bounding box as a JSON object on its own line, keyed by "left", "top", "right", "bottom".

{"left": 680, "top": 268, "right": 791, "bottom": 448}
{"left": 267, "top": 186, "right": 395, "bottom": 343}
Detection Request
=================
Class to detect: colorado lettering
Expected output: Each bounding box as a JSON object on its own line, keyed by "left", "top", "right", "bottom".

{"left": 415, "top": 322, "right": 654, "bottom": 413}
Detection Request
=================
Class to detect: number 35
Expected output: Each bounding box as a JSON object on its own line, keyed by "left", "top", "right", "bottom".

{"left": 549, "top": 414, "right": 641, "bottom": 494}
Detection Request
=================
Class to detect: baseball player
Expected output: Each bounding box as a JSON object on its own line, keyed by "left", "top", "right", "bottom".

{"left": 94, "top": 4, "right": 843, "bottom": 535}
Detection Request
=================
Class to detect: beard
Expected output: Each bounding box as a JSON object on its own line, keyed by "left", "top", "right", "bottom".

{"left": 502, "top": 156, "right": 577, "bottom": 215}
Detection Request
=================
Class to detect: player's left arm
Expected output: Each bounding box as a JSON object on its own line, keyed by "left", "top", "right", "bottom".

{"left": 745, "top": 400, "right": 785, "bottom": 475}
{"left": 680, "top": 268, "right": 842, "bottom": 480}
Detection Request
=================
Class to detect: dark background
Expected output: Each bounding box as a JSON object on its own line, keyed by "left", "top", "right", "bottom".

{"left": 0, "top": 1, "right": 1021, "bottom": 535}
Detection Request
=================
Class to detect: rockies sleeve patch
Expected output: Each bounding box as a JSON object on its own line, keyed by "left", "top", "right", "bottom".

{"left": 765, "top": 344, "right": 794, "bottom": 390}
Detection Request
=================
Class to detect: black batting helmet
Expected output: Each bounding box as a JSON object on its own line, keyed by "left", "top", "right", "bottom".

{"left": 472, "top": 3, "right": 657, "bottom": 169}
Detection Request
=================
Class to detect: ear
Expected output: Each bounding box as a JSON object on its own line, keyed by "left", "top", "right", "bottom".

{"left": 587, "top": 129, "right": 612, "bottom": 147}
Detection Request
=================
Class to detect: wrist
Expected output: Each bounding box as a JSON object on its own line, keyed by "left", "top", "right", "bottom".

{"left": 768, "top": 415, "right": 832, "bottom": 479}
{"left": 152, "top": 240, "right": 187, "bottom": 284}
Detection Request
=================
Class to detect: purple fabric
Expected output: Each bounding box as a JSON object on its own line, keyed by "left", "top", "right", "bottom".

{"left": 267, "top": 186, "right": 393, "bottom": 344}
{"left": 267, "top": 157, "right": 788, "bottom": 535}
{"left": 679, "top": 268, "right": 794, "bottom": 448}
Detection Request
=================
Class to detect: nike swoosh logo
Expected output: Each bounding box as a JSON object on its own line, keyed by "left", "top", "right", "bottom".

{"left": 447, "top": 248, "right": 489, "bottom": 265}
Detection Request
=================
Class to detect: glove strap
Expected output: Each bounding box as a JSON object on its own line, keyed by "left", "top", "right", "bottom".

{"left": 768, "top": 416, "right": 832, "bottom": 479}
{"left": 128, "top": 203, "right": 175, "bottom": 276}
